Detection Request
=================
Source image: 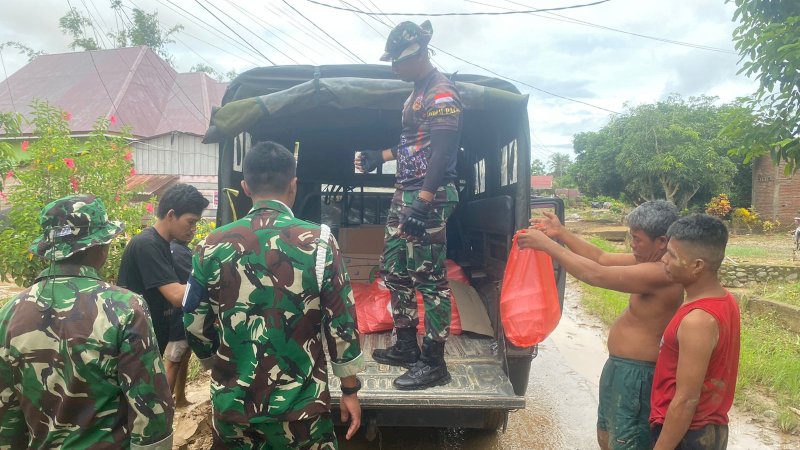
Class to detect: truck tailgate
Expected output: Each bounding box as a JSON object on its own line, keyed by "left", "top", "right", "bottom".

{"left": 329, "top": 332, "right": 525, "bottom": 410}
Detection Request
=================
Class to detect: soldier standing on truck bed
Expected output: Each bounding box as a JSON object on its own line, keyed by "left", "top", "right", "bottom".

{"left": 355, "top": 20, "right": 463, "bottom": 391}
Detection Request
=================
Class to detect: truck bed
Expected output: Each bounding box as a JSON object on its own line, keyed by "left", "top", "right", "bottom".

{"left": 329, "top": 331, "right": 524, "bottom": 410}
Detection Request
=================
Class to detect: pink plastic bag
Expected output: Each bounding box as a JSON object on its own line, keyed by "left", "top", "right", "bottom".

{"left": 499, "top": 233, "right": 561, "bottom": 347}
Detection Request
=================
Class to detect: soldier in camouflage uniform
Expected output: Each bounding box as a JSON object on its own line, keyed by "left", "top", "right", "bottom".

{"left": 356, "top": 20, "right": 462, "bottom": 390}
{"left": 184, "top": 142, "right": 364, "bottom": 449}
{"left": 0, "top": 194, "right": 174, "bottom": 449}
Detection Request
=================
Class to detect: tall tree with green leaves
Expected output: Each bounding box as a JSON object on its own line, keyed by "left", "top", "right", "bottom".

{"left": 59, "top": 7, "right": 99, "bottom": 51}
{"left": 58, "top": 4, "right": 182, "bottom": 65}
{"left": 571, "top": 95, "right": 740, "bottom": 209}
{"left": 530, "top": 158, "right": 546, "bottom": 176}
{"left": 729, "top": 0, "right": 800, "bottom": 171}
{"left": 547, "top": 152, "right": 572, "bottom": 178}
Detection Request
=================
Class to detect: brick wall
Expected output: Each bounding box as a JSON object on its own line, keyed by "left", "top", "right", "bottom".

{"left": 751, "top": 155, "right": 800, "bottom": 222}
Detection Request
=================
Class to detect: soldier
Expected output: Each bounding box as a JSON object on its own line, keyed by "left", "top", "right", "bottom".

{"left": 167, "top": 239, "right": 193, "bottom": 407}
{"left": 0, "top": 194, "right": 173, "bottom": 449}
{"left": 184, "top": 141, "right": 364, "bottom": 448}
{"left": 355, "top": 20, "right": 462, "bottom": 390}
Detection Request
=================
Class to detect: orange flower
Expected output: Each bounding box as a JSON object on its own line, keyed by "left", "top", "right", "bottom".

{"left": 69, "top": 176, "right": 79, "bottom": 192}
{"left": 21, "top": 140, "right": 29, "bottom": 152}
{"left": 145, "top": 203, "right": 154, "bottom": 214}
{"left": 130, "top": 167, "right": 136, "bottom": 176}
{"left": 124, "top": 152, "right": 133, "bottom": 161}
{"left": 63, "top": 158, "right": 76, "bottom": 169}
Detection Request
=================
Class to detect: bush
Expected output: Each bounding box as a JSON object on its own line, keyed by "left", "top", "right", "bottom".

{"left": 0, "top": 101, "right": 151, "bottom": 286}
{"left": 731, "top": 207, "right": 760, "bottom": 234}
{"left": 705, "top": 193, "right": 732, "bottom": 219}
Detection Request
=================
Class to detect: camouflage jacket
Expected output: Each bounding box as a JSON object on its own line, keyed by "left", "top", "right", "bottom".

{"left": 185, "top": 199, "right": 363, "bottom": 424}
{"left": 0, "top": 264, "right": 173, "bottom": 450}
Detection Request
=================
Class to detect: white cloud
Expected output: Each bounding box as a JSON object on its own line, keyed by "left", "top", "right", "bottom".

{"left": 0, "top": 0, "right": 759, "bottom": 159}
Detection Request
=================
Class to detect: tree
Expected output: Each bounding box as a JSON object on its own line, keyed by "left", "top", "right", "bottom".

{"left": 0, "top": 101, "right": 150, "bottom": 285}
{"left": 58, "top": 4, "right": 183, "bottom": 64}
{"left": 1, "top": 41, "right": 44, "bottom": 62}
{"left": 530, "top": 158, "right": 546, "bottom": 176}
{"left": 547, "top": 152, "right": 572, "bottom": 178}
{"left": 729, "top": 0, "right": 800, "bottom": 170}
{"left": 571, "top": 95, "right": 740, "bottom": 210}
{"left": 59, "top": 7, "right": 99, "bottom": 51}
{"left": 127, "top": 8, "right": 183, "bottom": 63}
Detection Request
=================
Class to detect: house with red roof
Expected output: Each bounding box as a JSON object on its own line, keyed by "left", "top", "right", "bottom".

{"left": 0, "top": 46, "right": 226, "bottom": 217}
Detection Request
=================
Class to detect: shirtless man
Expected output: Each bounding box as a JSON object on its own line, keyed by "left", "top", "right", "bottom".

{"left": 518, "top": 200, "right": 683, "bottom": 450}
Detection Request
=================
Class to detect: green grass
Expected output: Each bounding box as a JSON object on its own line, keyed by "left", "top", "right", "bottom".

{"left": 725, "top": 245, "right": 774, "bottom": 259}
{"left": 586, "top": 236, "right": 623, "bottom": 254}
{"left": 737, "top": 310, "right": 800, "bottom": 432}
{"left": 753, "top": 281, "right": 800, "bottom": 308}
{"left": 186, "top": 354, "right": 205, "bottom": 383}
{"left": 577, "top": 282, "right": 629, "bottom": 326}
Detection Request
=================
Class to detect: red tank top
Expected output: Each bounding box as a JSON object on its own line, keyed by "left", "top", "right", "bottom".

{"left": 650, "top": 291, "right": 741, "bottom": 428}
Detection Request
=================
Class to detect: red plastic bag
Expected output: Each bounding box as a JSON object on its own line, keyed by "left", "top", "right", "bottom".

{"left": 499, "top": 233, "right": 561, "bottom": 347}
{"left": 353, "top": 282, "right": 393, "bottom": 334}
{"left": 446, "top": 259, "right": 469, "bottom": 285}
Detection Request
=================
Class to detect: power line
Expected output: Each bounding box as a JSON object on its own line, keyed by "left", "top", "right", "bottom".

{"left": 431, "top": 44, "right": 619, "bottom": 114}
{"left": 116, "top": 6, "right": 210, "bottom": 123}
{"left": 194, "top": 0, "right": 276, "bottom": 65}
{"left": 282, "top": 0, "right": 367, "bottom": 63}
{"left": 201, "top": 0, "right": 301, "bottom": 65}
{"left": 156, "top": 0, "right": 271, "bottom": 65}
{"left": 81, "top": 0, "right": 111, "bottom": 48}
{"left": 223, "top": 0, "right": 314, "bottom": 64}
{"left": 303, "top": 0, "right": 612, "bottom": 16}
{"left": 0, "top": 46, "right": 18, "bottom": 113}
{"left": 480, "top": 0, "right": 736, "bottom": 54}
{"left": 267, "top": 2, "right": 359, "bottom": 63}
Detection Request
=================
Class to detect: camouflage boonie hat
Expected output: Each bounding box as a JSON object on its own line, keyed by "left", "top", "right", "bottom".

{"left": 30, "top": 194, "right": 124, "bottom": 261}
{"left": 380, "top": 20, "right": 433, "bottom": 62}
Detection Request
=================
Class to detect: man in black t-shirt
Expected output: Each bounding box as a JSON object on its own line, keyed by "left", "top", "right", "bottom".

{"left": 118, "top": 183, "right": 208, "bottom": 401}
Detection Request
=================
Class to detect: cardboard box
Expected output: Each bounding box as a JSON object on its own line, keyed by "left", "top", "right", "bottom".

{"left": 337, "top": 225, "right": 385, "bottom": 254}
{"left": 343, "top": 253, "right": 381, "bottom": 282}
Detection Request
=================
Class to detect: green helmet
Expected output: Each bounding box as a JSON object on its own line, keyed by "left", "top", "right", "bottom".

{"left": 380, "top": 20, "right": 433, "bottom": 63}
{"left": 30, "top": 194, "right": 124, "bottom": 261}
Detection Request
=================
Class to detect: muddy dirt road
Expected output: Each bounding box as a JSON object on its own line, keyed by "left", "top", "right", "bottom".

{"left": 174, "top": 283, "right": 792, "bottom": 449}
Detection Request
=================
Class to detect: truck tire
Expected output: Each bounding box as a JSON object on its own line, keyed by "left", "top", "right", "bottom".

{"left": 481, "top": 410, "right": 508, "bottom": 431}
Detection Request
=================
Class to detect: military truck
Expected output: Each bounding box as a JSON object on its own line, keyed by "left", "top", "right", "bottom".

{"left": 203, "top": 65, "right": 565, "bottom": 433}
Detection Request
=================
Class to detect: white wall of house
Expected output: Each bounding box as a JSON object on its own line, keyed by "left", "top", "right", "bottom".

{"left": 133, "top": 132, "right": 217, "bottom": 176}
{"left": 133, "top": 132, "right": 219, "bottom": 219}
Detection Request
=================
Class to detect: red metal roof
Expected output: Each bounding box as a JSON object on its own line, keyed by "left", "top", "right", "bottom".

{"left": 125, "top": 174, "right": 179, "bottom": 201}
{"left": 0, "top": 46, "right": 227, "bottom": 138}
{"left": 531, "top": 175, "right": 554, "bottom": 189}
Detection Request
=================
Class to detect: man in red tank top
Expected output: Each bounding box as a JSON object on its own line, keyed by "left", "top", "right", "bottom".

{"left": 652, "top": 214, "right": 740, "bottom": 450}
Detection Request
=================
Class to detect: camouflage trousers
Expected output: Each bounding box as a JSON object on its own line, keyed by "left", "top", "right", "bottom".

{"left": 381, "top": 183, "right": 459, "bottom": 343}
{"left": 211, "top": 414, "right": 337, "bottom": 449}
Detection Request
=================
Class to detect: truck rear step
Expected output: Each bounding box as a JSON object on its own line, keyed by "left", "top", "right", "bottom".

{"left": 329, "top": 332, "right": 524, "bottom": 410}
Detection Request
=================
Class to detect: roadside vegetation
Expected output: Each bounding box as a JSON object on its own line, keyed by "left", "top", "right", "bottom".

{"left": 574, "top": 230, "right": 800, "bottom": 433}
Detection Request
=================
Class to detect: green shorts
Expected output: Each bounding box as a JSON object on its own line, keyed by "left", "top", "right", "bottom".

{"left": 597, "top": 355, "right": 655, "bottom": 450}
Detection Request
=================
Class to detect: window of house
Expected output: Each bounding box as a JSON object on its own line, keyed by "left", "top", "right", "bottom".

{"left": 500, "top": 139, "right": 518, "bottom": 186}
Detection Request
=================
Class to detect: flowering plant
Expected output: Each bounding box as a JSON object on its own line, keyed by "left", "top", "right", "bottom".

{"left": 0, "top": 101, "right": 152, "bottom": 285}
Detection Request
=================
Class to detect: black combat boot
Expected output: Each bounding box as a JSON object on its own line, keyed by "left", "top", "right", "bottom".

{"left": 392, "top": 339, "right": 451, "bottom": 390}
{"left": 372, "top": 327, "right": 420, "bottom": 368}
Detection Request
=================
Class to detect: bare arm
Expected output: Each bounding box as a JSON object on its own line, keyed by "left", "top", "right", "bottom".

{"left": 518, "top": 228, "right": 671, "bottom": 294}
{"left": 157, "top": 282, "right": 186, "bottom": 308}
{"left": 531, "top": 211, "right": 636, "bottom": 266}
{"left": 654, "top": 310, "right": 719, "bottom": 450}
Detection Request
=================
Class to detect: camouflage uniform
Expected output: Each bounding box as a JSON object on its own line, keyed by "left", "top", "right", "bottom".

{"left": 185, "top": 199, "right": 363, "bottom": 448}
{"left": 381, "top": 39, "right": 463, "bottom": 344}
{"left": 0, "top": 195, "right": 173, "bottom": 450}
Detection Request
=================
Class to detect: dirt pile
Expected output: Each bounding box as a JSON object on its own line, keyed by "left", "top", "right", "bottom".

{"left": 172, "top": 373, "right": 213, "bottom": 450}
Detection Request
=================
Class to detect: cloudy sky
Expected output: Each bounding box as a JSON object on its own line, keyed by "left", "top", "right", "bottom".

{"left": 0, "top": 0, "right": 757, "bottom": 164}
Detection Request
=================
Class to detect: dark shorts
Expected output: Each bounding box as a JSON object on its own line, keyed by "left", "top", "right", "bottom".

{"left": 650, "top": 424, "right": 728, "bottom": 450}
{"left": 598, "top": 355, "right": 655, "bottom": 450}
